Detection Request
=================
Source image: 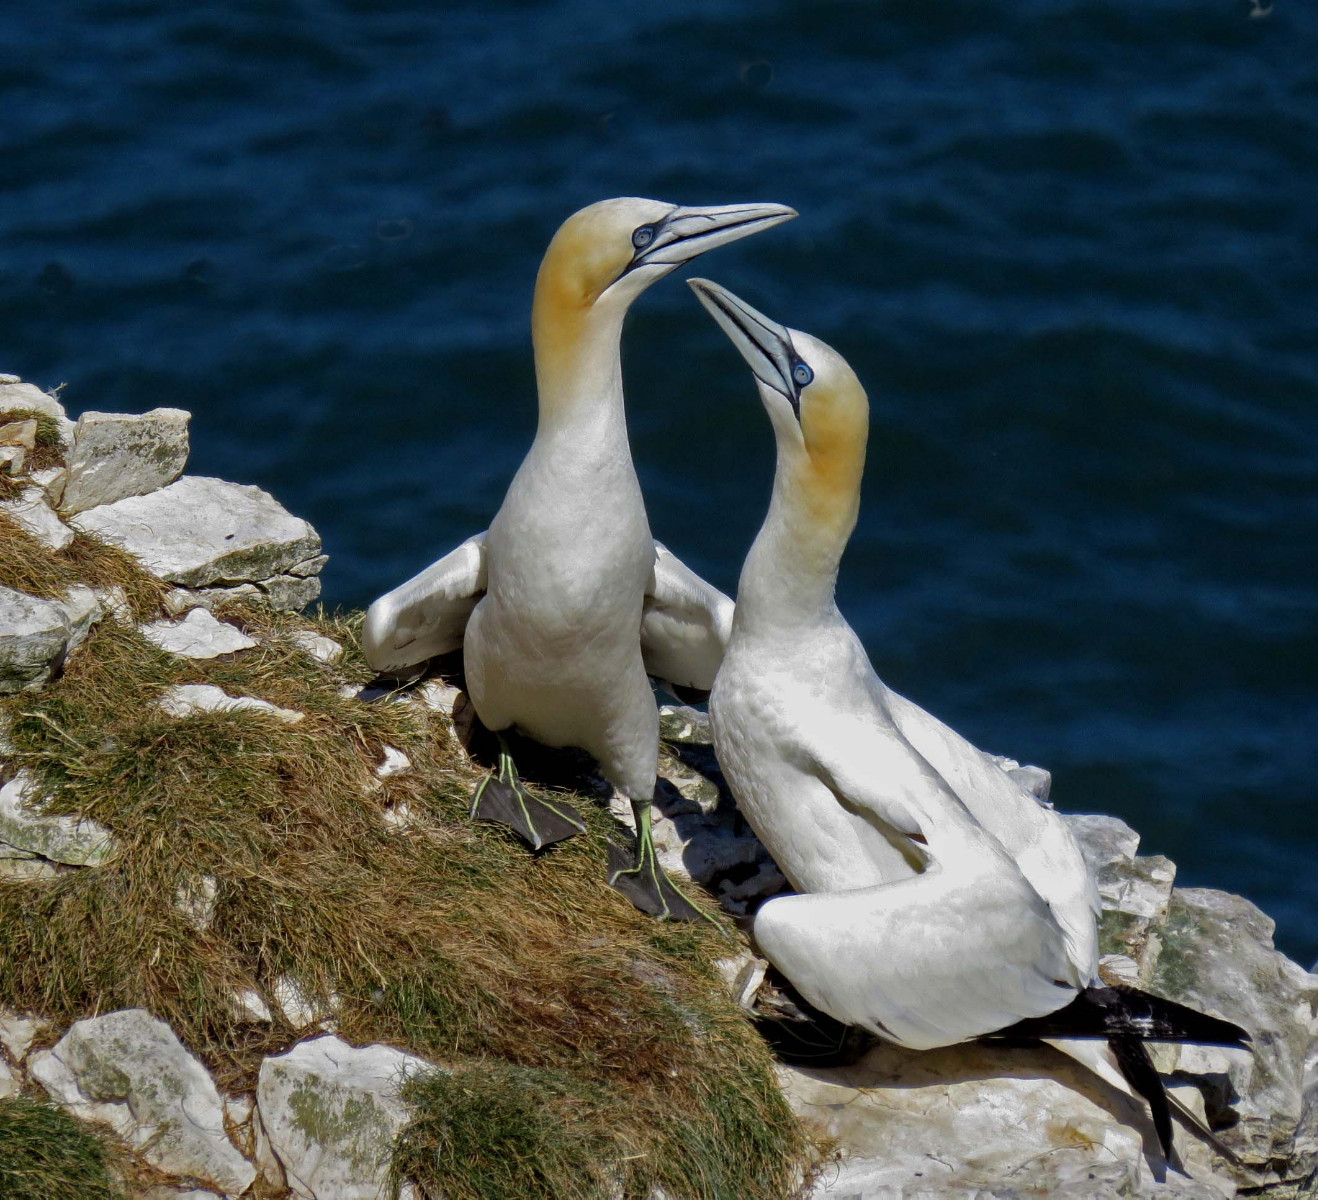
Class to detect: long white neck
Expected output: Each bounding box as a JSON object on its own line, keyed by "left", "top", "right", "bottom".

{"left": 531, "top": 291, "right": 631, "bottom": 459}
{"left": 735, "top": 442, "right": 859, "bottom": 636}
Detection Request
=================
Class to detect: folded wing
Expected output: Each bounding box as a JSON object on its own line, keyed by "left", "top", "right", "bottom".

{"left": 880, "top": 685, "right": 1101, "bottom": 982}
{"left": 754, "top": 862, "right": 1076, "bottom": 1050}
{"left": 362, "top": 533, "right": 487, "bottom": 674}
{"left": 640, "top": 542, "right": 735, "bottom": 692}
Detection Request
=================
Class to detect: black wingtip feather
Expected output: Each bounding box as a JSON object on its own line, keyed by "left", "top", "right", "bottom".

{"left": 1111, "top": 1034, "right": 1175, "bottom": 1161}
{"left": 996, "top": 985, "right": 1250, "bottom": 1047}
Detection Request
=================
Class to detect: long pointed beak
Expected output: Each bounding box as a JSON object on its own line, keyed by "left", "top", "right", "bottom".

{"left": 635, "top": 202, "right": 796, "bottom": 268}
{"left": 687, "top": 277, "right": 798, "bottom": 403}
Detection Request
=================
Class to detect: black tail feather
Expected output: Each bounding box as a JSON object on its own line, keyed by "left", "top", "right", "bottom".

{"left": 996, "top": 985, "right": 1250, "bottom": 1047}
{"left": 1111, "top": 1034, "right": 1174, "bottom": 1162}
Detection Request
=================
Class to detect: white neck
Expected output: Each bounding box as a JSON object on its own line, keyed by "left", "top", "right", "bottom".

{"left": 532, "top": 303, "right": 631, "bottom": 458}
{"left": 735, "top": 443, "right": 857, "bottom": 636}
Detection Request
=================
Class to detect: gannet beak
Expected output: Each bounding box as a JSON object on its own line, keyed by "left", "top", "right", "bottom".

{"left": 687, "top": 278, "right": 803, "bottom": 415}
{"left": 630, "top": 202, "right": 796, "bottom": 271}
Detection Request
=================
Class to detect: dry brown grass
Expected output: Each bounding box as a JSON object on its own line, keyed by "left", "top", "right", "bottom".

{"left": 0, "top": 514, "right": 166, "bottom": 621}
{"left": 0, "top": 541, "right": 810, "bottom": 1197}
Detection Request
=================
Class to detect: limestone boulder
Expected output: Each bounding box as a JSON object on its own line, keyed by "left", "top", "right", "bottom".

{"left": 71, "top": 475, "right": 322, "bottom": 595}
{"left": 255, "top": 1035, "right": 435, "bottom": 1200}
{"left": 27, "top": 1008, "right": 256, "bottom": 1196}
{"left": 59, "top": 408, "right": 190, "bottom": 514}
{"left": 0, "top": 771, "right": 115, "bottom": 866}
{"left": 0, "top": 1056, "right": 16, "bottom": 1100}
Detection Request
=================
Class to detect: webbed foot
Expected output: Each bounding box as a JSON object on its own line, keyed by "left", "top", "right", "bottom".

{"left": 471, "top": 743, "right": 585, "bottom": 850}
{"left": 607, "top": 800, "right": 711, "bottom": 922}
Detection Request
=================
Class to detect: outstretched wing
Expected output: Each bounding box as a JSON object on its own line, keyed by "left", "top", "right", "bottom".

{"left": 362, "top": 533, "right": 487, "bottom": 674}
{"left": 640, "top": 542, "right": 734, "bottom": 692}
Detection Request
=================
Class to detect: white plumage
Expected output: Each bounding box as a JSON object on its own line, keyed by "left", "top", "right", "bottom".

{"left": 690, "top": 277, "right": 1100, "bottom": 1047}
{"left": 362, "top": 199, "right": 794, "bottom": 915}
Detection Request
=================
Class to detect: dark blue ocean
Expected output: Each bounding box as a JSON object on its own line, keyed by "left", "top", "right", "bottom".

{"left": 2, "top": 1, "right": 1314, "bottom": 963}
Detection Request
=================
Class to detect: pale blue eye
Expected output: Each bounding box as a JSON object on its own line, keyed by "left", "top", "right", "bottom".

{"left": 632, "top": 225, "right": 655, "bottom": 250}
{"left": 793, "top": 362, "right": 813, "bottom": 387}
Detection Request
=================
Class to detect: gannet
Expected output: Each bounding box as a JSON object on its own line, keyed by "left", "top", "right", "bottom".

{"left": 363, "top": 198, "right": 795, "bottom": 920}
{"left": 688, "top": 277, "right": 1248, "bottom": 1159}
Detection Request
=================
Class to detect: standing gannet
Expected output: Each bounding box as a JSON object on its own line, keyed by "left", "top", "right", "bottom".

{"left": 688, "top": 278, "right": 1248, "bottom": 1159}
{"left": 363, "top": 198, "right": 795, "bottom": 920}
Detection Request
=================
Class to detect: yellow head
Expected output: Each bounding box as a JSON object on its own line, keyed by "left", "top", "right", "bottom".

{"left": 531, "top": 198, "right": 796, "bottom": 390}
{"left": 687, "top": 278, "right": 868, "bottom": 535}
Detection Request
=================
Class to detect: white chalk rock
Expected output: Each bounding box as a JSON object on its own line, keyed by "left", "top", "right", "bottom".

{"left": 289, "top": 629, "right": 342, "bottom": 663}
{"left": 271, "top": 976, "right": 338, "bottom": 1031}
{"left": 0, "top": 1011, "right": 42, "bottom": 1062}
{"left": 0, "top": 446, "right": 25, "bottom": 475}
{"left": 288, "top": 554, "right": 329, "bottom": 578}
{"left": 0, "top": 486, "right": 74, "bottom": 551}
{"left": 785, "top": 1040, "right": 1219, "bottom": 1199}
{"left": 0, "top": 586, "right": 73, "bottom": 692}
{"left": 91, "top": 585, "right": 133, "bottom": 622}
{"left": 231, "top": 988, "right": 274, "bottom": 1025}
{"left": 376, "top": 746, "right": 411, "bottom": 779}
{"left": 175, "top": 873, "right": 219, "bottom": 932}
{"left": 256, "top": 1035, "right": 434, "bottom": 1200}
{"left": 72, "top": 475, "right": 322, "bottom": 590}
{"left": 27, "top": 1008, "right": 256, "bottom": 1196}
{"left": 413, "top": 680, "right": 461, "bottom": 715}
{"left": 159, "top": 683, "right": 304, "bottom": 724}
{"left": 59, "top": 408, "right": 191, "bottom": 515}
{"left": 0, "top": 380, "right": 75, "bottom": 441}
{"left": 0, "top": 1057, "right": 16, "bottom": 1100}
{"left": 0, "top": 771, "right": 115, "bottom": 866}
{"left": 256, "top": 573, "right": 322, "bottom": 612}
{"left": 1144, "top": 888, "right": 1318, "bottom": 1185}
{"left": 163, "top": 584, "right": 262, "bottom": 616}
{"left": 1065, "top": 812, "right": 1177, "bottom": 964}
{"left": 60, "top": 586, "right": 102, "bottom": 658}
{"left": 141, "top": 608, "right": 256, "bottom": 659}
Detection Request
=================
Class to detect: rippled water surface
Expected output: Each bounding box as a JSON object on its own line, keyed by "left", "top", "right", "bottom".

{"left": 2, "top": 0, "right": 1315, "bottom": 961}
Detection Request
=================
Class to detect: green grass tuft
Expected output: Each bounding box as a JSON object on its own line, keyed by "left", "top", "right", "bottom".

{"left": 0, "top": 529, "right": 812, "bottom": 1197}
{"left": 0, "top": 1095, "right": 125, "bottom": 1200}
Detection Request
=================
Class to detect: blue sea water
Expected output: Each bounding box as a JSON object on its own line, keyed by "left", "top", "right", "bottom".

{"left": 2, "top": 1, "right": 1315, "bottom": 962}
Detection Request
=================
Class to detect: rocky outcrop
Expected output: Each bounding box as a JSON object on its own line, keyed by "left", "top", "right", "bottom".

{"left": 27, "top": 1009, "right": 257, "bottom": 1196}
{"left": 0, "top": 374, "right": 324, "bottom": 619}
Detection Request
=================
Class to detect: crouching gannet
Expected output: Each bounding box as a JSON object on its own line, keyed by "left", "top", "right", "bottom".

{"left": 362, "top": 198, "right": 795, "bottom": 920}
{"left": 688, "top": 277, "right": 1248, "bottom": 1160}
